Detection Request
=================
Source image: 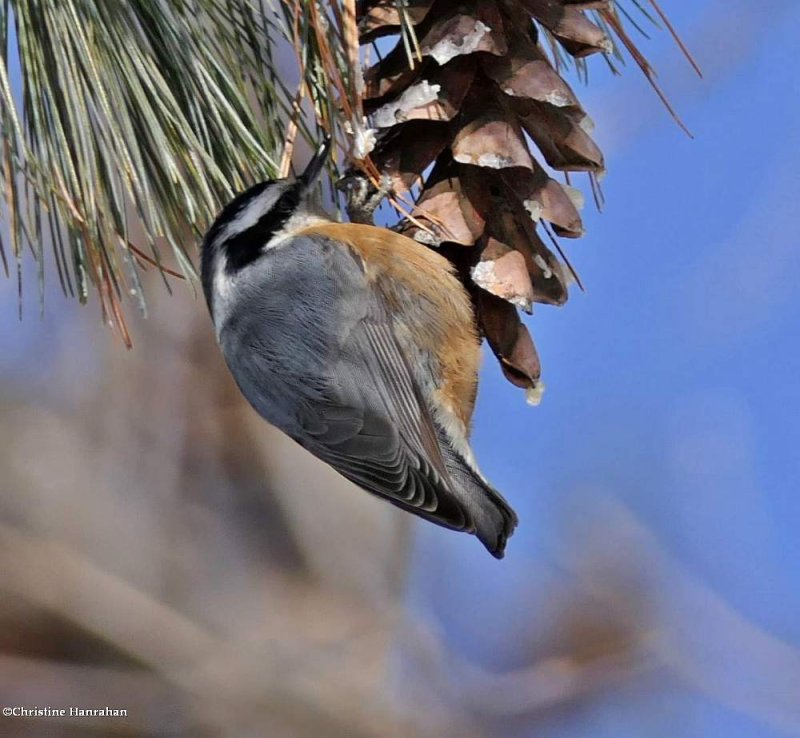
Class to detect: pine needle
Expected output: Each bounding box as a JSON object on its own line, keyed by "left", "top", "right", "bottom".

{"left": 0, "top": 0, "right": 698, "bottom": 338}
{"left": 0, "top": 0, "right": 339, "bottom": 339}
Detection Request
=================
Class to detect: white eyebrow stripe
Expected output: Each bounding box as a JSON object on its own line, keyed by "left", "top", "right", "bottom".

{"left": 213, "top": 185, "right": 286, "bottom": 247}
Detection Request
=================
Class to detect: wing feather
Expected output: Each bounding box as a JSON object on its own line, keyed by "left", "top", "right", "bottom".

{"left": 219, "top": 233, "right": 517, "bottom": 549}
{"left": 285, "top": 242, "right": 473, "bottom": 531}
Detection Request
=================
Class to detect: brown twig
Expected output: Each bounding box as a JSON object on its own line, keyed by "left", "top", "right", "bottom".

{"left": 600, "top": 7, "right": 694, "bottom": 138}
{"left": 648, "top": 0, "right": 703, "bottom": 78}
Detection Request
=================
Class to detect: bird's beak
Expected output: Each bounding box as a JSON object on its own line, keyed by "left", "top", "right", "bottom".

{"left": 298, "top": 134, "right": 332, "bottom": 189}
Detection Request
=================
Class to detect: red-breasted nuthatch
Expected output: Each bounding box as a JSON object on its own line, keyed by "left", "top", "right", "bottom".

{"left": 201, "top": 138, "right": 517, "bottom": 557}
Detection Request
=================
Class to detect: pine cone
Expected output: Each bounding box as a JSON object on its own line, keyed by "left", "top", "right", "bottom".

{"left": 359, "top": 0, "right": 612, "bottom": 399}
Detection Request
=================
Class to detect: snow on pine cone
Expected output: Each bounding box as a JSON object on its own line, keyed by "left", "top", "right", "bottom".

{"left": 358, "top": 0, "right": 613, "bottom": 400}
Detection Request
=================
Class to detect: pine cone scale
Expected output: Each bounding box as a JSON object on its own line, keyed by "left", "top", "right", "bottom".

{"left": 358, "top": 0, "right": 618, "bottom": 394}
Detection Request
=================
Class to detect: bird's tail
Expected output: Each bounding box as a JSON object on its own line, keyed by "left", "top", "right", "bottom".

{"left": 438, "top": 441, "right": 518, "bottom": 558}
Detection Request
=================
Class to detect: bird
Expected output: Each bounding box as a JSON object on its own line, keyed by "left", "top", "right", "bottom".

{"left": 200, "top": 137, "right": 517, "bottom": 558}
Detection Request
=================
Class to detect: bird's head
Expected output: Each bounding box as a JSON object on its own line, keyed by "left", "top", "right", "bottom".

{"left": 201, "top": 136, "right": 332, "bottom": 309}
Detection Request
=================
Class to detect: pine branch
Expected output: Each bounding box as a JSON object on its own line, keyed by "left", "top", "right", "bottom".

{"left": 0, "top": 0, "right": 693, "bottom": 346}
{"left": 0, "top": 0, "right": 327, "bottom": 340}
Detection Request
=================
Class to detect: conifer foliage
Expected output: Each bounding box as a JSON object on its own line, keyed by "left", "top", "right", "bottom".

{"left": 0, "top": 1, "right": 695, "bottom": 384}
